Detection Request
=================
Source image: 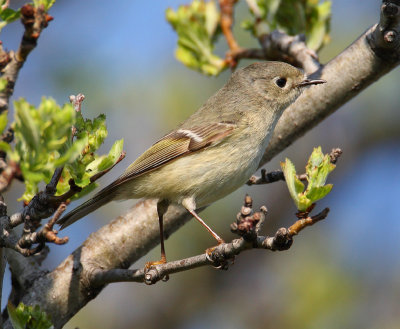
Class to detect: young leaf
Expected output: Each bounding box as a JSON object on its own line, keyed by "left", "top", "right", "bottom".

{"left": 281, "top": 158, "right": 305, "bottom": 210}
{"left": 8, "top": 302, "right": 54, "bottom": 329}
{"left": 0, "top": 110, "right": 8, "bottom": 134}
{"left": 33, "top": 0, "right": 56, "bottom": 11}
{"left": 166, "top": 0, "right": 226, "bottom": 76}
{"left": 281, "top": 147, "right": 336, "bottom": 211}
{"left": 7, "top": 96, "right": 124, "bottom": 202}
{"left": 0, "top": 78, "right": 8, "bottom": 92}
{"left": 0, "top": 6, "right": 20, "bottom": 32}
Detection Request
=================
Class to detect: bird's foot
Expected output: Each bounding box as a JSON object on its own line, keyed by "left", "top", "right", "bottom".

{"left": 145, "top": 257, "right": 167, "bottom": 269}
{"left": 144, "top": 257, "right": 169, "bottom": 285}
{"left": 205, "top": 239, "right": 234, "bottom": 270}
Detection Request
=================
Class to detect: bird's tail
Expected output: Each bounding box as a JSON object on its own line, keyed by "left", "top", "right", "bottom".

{"left": 57, "top": 186, "right": 117, "bottom": 230}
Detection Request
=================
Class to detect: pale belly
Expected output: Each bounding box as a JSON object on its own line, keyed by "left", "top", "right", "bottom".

{"left": 116, "top": 138, "right": 265, "bottom": 208}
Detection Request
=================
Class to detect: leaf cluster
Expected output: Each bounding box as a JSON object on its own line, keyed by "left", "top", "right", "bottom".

{"left": 167, "top": 0, "right": 331, "bottom": 75}
{"left": 244, "top": 0, "right": 331, "bottom": 51}
{"left": 281, "top": 147, "right": 335, "bottom": 211}
{"left": 8, "top": 302, "right": 54, "bottom": 329}
{"left": 166, "top": 0, "right": 226, "bottom": 76}
{"left": 0, "top": 97, "right": 123, "bottom": 202}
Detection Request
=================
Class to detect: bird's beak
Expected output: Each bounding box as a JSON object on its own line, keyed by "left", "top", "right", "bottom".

{"left": 297, "top": 79, "right": 326, "bottom": 88}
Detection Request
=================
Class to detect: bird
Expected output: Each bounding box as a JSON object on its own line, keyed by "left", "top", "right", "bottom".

{"left": 57, "top": 61, "right": 325, "bottom": 265}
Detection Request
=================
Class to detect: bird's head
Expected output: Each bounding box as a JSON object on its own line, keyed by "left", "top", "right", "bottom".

{"left": 236, "top": 61, "right": 325, "bottom": 111}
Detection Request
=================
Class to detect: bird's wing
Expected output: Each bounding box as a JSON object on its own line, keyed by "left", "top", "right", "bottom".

{"left": 113, "top": 122, "right": 236, "bottom": 186}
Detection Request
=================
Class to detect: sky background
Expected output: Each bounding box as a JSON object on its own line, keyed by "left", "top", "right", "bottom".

{"left": 1, "top": 1, "right": 400, "bottom": 328}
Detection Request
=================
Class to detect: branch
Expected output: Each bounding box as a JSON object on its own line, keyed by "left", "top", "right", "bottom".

{"left": 0, "top": 4, "right": 52, "bottom": 114}
{"left": 259, "top": 30, "right": 321, "bottom": 75}
{"left": 90, "top": 197, "right": 328, "bottom": 286}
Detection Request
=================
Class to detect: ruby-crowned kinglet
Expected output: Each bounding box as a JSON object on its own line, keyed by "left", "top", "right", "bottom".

{"left": 58, "top": 61, "right": 325, "bottom": 263}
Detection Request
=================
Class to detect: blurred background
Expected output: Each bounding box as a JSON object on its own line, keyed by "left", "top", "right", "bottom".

{"left": 2, "top": 0, "right": 400, "bottom": 328}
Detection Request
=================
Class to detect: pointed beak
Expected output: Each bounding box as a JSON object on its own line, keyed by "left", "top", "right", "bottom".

{"left": 297, "top": 79, "right": 326, "bottom": 88}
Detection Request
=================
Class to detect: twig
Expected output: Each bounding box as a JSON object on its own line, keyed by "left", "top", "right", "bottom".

{"left": 0, "top": 4, "right": 52, "bottom": 114}
{"left": 219, "top": 0, "right": 240, "bottom": 51}
{"left": 91, "top": 195, "right": 329, "bottom": 286}
{"left": 0, "top": 160, "right": 22, "bottom": 194}
{"left": 17, "top": 204, "right": 68, "bottom": 256}
{"left": 288, "top": 208, "right": 329, "bottom": 236}
{"left": 258, "top": 30, "right": 321, "bottom": 75}
{"left": 248, "top": 148, "right": 342, "bottom": 185}
{"left": 229, "top": 48, "right": 266, "bottom": 62}
{"left": 69, "top": 93, "right": 85, "bottom": 112}
{"left": 369, "top": 1, "right": 400, "bottom": 61}
{"left": 219, "top": 0, "right": 241, "bottom": 67}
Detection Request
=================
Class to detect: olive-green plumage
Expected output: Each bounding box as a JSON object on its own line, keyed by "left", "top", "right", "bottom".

{"left": 58, "top": 61, "right": 325, "bottom": 230}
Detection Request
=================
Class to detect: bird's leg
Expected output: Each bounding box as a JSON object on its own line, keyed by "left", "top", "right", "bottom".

{"left": 182, "top": 198, "right": 224, "bottom": 244}
{"left": 145, "top": 199, "right": 169, "bottom": 268}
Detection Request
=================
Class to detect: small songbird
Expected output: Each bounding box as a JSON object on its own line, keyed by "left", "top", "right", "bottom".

{"left": 57, "top": 61, "right": 325, "bottom": 265}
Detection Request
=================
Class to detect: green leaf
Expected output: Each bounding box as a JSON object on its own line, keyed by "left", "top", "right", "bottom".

{"left": 0, "top": 8, "right": 20, "bottom": 22}
{"left": 306, "top": 1, "right": 331, "bottom": 51}
{"left": 8, "top": 302, "right": 54, "bottom": 329}
{"left": 8, "top": 97, "right": 123, "bottom": 202}
{"left": 305, "top": 146, "right": 335, "bottom": 190}
{"left": 33, "top": 0, "right": 56, "bottom": 11}
{"left": 96, "top": 139, "right": 123, "bottom": 172}
{"left": 306, "top": 184, "right": 332, "bottom": 203}
{"left": 166, "top": 0, "right": 226, "bottom": 76}
{"left": 14, "top": 99, "right": 40, "bottom": 153}
{"left": 0, "top": 78, "right": 8, "bottom": 92}
{"left": 281, "top": 158, "right": 305, "bottom": 210}
{"left": 281, "top": 147, "right": 336, "bottom": 211}
{"left": 0, "top": 140, "right": 10, "bottom": 152}
{"left": 0, "top": 110, "right": 8, "bottom": 134}
{"left": 53, "top": 135, "right": 88, "bottom": 167}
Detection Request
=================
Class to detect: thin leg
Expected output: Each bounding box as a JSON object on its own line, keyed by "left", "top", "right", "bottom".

{"left": 182, "top": 198, "right": 224, "bottom": 244}
{"left": 158, "top": 203, "right": 167, "bottom": 263}
{"left": 146, "top": 199, "right": 169, "bottom": 268}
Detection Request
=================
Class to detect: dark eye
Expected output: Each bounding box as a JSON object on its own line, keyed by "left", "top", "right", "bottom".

{"left": 275, "top": 77, "right": 287, "bottom": 88}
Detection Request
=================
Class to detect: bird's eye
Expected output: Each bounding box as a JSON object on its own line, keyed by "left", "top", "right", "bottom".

{"left": 275, "top": 77, "right": 287, "bottom": 88}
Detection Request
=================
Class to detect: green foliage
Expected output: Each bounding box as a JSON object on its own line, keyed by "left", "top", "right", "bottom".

{"left": 166, "top": 0, "right": 226, "bottom": 76}
{"left": 281, "top": 147, "right": 335, "bottom": 211}
{"left": 0, "top": 110, "right": 9, "bottom": 152}
{"left": 1, "top": 97, "right": 123, "bottom": 202}
{"left": 0, "top": 1, "right": 20, "bottom": 32}
{"left": 0, "top": 77, "right": 7, "bottom": 91}
{"left": 243, "top": 0, "right": 331, "bottom": 51}
{"left": 8, "top": 302, "right": 54, "bottom": 329}
{"left": 33, "top": 0, "right": 56, "bottom": 11}
{"left": 62, "top": 110, "right": 124, "bottom": 199}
